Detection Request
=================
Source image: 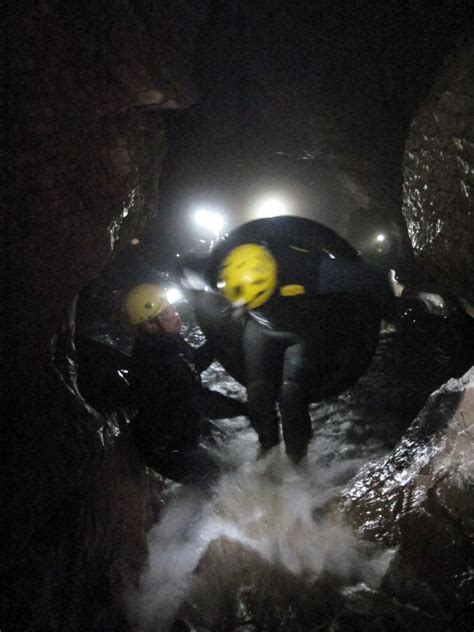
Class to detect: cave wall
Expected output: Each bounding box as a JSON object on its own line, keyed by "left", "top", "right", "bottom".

{"left": 402, "top": 37, "right": 474, "bottom": 308}
{"left": 343, "top": 368, "right": 474, "bottom": 629}
{"left": 1, "top": 2, "right": 208, "bottom": 629}
{"left": 2, "top": 2, "right": 169, "bottom": 381}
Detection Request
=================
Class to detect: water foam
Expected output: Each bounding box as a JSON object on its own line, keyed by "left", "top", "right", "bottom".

{"left": 128, "top": 442, "right": 393, "bottom": 631}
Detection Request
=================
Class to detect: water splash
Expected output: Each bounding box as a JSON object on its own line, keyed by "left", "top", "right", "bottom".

{"left": 127, "top": 439, "right": 394, "bottom": 632}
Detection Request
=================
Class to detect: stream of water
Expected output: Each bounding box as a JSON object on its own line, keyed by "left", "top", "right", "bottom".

{"left": 127, "top": 312, "right": 473, "bottom": 631}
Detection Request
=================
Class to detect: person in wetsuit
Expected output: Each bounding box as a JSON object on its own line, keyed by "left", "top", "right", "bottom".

{"left": 124, "top": 283, "right": 246, "bottom": 485}
{"left": 178, "top": 216, "right": 398, "bottom": 465}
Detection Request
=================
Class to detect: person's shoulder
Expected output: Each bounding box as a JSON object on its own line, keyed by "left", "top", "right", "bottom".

{"left": 134, "top": 332, "right": 180, "bottom": 353}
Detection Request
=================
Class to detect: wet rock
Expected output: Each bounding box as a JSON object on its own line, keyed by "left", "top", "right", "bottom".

{"left": 1, "top": 2, "right": 208, "bottom": 630}
{"left": 178, "top": 536, "right": 343, "bottom": 631}
{"left": 3, "top": 2, "right": 168, "bottom": 382}
{"left": 343, "top": 367, "right": 474, "bottom": 630}
{"left": 0, "top": 300, "right": 161, "bottom": 631}
{"left": 403, "top": 38, "right": 474, "bottom": 309}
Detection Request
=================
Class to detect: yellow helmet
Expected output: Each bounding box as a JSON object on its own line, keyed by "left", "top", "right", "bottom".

{"left": 218, "top": 243, "right": 277, "bottom": 310}
{"left": 123, "top": 284, "right": 169, "bottom": 327}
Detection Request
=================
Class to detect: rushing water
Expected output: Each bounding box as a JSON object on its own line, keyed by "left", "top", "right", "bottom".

{"left": 126, "top": 311, "right": 473, "bottom": 632}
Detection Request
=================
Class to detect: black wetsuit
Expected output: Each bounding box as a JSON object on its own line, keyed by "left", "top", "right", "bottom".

{"left": 129, "top": 331, "right": 245, "bottom": 483}
{"left": 180, "top": 217, "right": 393, "bottom": 462}
{"left": 240, "top": 242, "right": 393, "bottom": 459}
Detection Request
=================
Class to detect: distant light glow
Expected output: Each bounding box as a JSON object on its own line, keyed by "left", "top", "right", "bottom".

{"left": 254, "top": 196, "right": 289, "bottom": 219}
{"left": 166, "top": 288, "right": 182, "bottom": 304}
{"left": 194, "top": 208, "right": 225, "bottom": 236}
{"left": 376, "top": 233, "right": 386, "bottom": 243}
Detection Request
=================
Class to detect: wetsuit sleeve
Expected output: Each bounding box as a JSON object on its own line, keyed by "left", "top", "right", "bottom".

{"left": 317, "top": 257, "right": 390, "bottom": 297}
{"left": 175, "top": 252, "right": 212, "bottom": 292}
{"left": 285, "top": 253, "right": 391, "bottom": 301}
{"left": 129, "top": 344, "right": 178, "bottom": 412}
{"left": 192, "top": 389, "right": 248, "bottom": 419}
{"left": 193, "top": 340, "right": 215, "bottom": 373}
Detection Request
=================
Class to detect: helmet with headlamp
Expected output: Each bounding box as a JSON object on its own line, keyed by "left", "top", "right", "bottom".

{"left": 217, "top": 243, "right": 278, "bottom": 310}
{"left": 124, "top": 284, "right": 170, "bottom": 327}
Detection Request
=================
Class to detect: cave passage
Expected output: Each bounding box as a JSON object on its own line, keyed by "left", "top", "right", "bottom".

{"left": 4, "top": 2, "right": 474, "bottom": 630}
{"left": 121, "top": 307, "right": 473, "bottom": 631}
{"left": 75, "top": 250, "right": 474, "bottom": 631}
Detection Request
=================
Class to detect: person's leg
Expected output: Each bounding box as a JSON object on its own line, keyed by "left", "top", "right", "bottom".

{"left": 168, "top": 448, "right": 220, "bottom": 485}
{"left": 279, "top": 341, "right": 314, "bottom": 463}
{"left": 143, "top": 445, "right": 220, "bottom": 486}
{"left": 243, "top": 319, "right": 283, "bottom": 453}
{"left": 192, "top": 389, "right": 248, "bottom": 420}
{"left": 132, "top": 410, "right": 219, "bottom": 485}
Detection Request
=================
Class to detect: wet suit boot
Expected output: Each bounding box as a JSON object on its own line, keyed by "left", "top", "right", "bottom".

{"left": 279, "top": 380, "right": 311, "bottom": 464}
{"left": 247, "top": 379, "right": 281, "bottom": 457}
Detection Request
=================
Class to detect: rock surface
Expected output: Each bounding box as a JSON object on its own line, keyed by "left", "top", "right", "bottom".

{"left": 403, "top": 38, "right": 474, "bottom": 308}
{"left": 3, "top": 2, "right": 168, "bottom": 380}
{"left": 1, "top": 3, "right": 207, "bottom": 629}
{"left": 343, "top": 367, "right": 474, "bottom": 630}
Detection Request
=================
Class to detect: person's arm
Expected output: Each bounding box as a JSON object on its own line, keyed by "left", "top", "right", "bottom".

{"left": 193, "top": 339, "right": 215, "bottom": 373}
{"left": 129, "top": 340, "right": 175, "bottom": 411}
{"left": 278, "top": 248, "right": 391, "bottom": 300}
{"left": 317, "top": 257, "right": 391, "bottom": 298}
{"left": 192, "top": 388, "right": 248, "bottom": 419}
{"left": 175, "top": 252, "right": 212, "bottom": 292}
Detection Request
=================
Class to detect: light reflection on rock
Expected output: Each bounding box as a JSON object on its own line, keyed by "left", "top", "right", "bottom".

{"left": 403, "top": 39, "right": 474, "bottom": 309}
